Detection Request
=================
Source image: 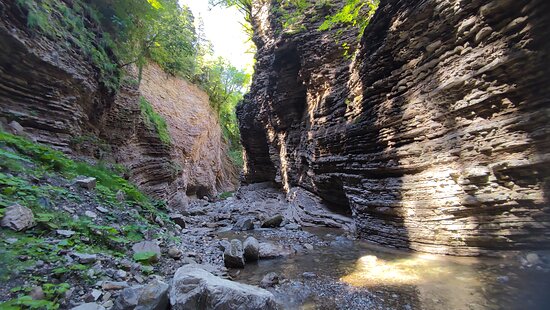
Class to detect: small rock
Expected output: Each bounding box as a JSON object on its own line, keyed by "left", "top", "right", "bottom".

{"left": 6, "top": 238, "right": 18, "bottom": 244}
{"left": 302, "top": 272, "right": 317, "bottom": 279}
{"left": 30, "top": 286, "right": 45, "bottom": 300}
{"left": 134, "top": 275, "right": 145, "bottom": 284}
{"left": 304, "top": 244, "right": 314, "bottom": 251}
{"left": 57, "top": 229, "right": 76, "bottom": 237}
{"left": 73, "top": 253, "right": 98, "bottom": 264}
{"left": 91, "top": 289, "right": 102, "bottom": 301}
{"left": 223, "top": 239, "right": 245, "bottom": 268}
{"left": 8, "top": 120, "right": 25, "bottom": 135}
{"left": 132, "top": 241, "right": 161, "bottom": 262}
{"left": 70, "top": 303, "right": 106, "bottom": 310}
{"left": 261, "top": 215, "right": 284, "bottom": 228}
{"left": 169, "top": 214, "right": 186, "bottom": 228}
{"left": 243, "top": 236, "right": 260, "bottom": 262}
{"left": 115, "top": 270, "right": 127, "bottom": 279}
{"left": 526, "top": 253, "right": 541, "bottom": 265}
{"left": 102, "top": 300, "right": 114, "bottom": 308}
{"left": 75, "top": 177, "right": 97, "bottom": 190}
{"left": 168, "top": 247, "right": 182, "bottom": 259}
{"left": 497, "top": 276, "right": 509, "bottom": 283}
{"left": 284, "top": 223, "right": 301, "bottom": 230}
{"left": 101, "top": 281, "right": 130, "bottom": 291}
{"left": 84, "top": 211, "right": 97, "bottom": 219}
{"left": 0, "top": 204, "right": 35, "bottom": 231}
{"left": 116, "top": 190, "right": 125, "bottom": 202}
{"left": 233, "top": 217, "right": 254, "bottom": 231}
{"left": 260, "top": 272, "right": 280, "bottom": 288}
{"left": 96, "top": 206, "right": 109, "bottom": 213}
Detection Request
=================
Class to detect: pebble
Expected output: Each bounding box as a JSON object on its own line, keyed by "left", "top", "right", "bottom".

{"left": 91, "top": 289, "right": 102, "bottom": 301}
{"left": 6, "top": 238, "right": 18, "bottom": 244}
{"left": 57, "top": 229, "right": 76, "bottom": 237}
{"left": 100, "top": 281, "right": 130, "bottom": 290}
{"left": 115, "top": 270, "right": 127, "bottom": 279}
{"left": 96, "top": 206, "right": 109, "bottom": 213}
{"left": 302, "top": 272, "right": 317, "bottom": 279}
{"left": 84, "top": 211, "right": 97, "bottom": 219}
{"left": 304, "top": 244, "right": 314, "bottom": 251}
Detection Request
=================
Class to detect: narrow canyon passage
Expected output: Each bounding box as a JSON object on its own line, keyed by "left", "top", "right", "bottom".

{"left": 1, "top": 0, "right": 549, "bottom": 309}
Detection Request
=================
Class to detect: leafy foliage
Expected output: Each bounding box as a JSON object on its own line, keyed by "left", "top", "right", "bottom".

{"left": 133, "top": 251, "right": 158, "bottom": 264}
{"left": 318, "top": 0, "right": 379, "bottom": 35}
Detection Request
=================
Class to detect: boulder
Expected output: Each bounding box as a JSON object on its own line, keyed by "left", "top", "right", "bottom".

{"left": 169, "top": 214, "right": 186, "bottom": 228}
{"left": 136, "top": 279, "right": 170, "bottom": 310}
{"left": 0, "top": 204, "right": 35, "bottom": 231}
{"left": 170, "top": 265, "right": 277, "bottom": 310}
{"left": 233, "top": 217, "right": 254, "bottom": 231}
{"left": 132, "top": 241, "right": 161, "bottom": 262}
{"left": 243, "top": 236, "right": 260, "bottom": 262}
{"left": 260, "top": 272, "right": 280, "bottom": 288}
{"left": 259, "top": 242, "right": 291, "bottom": 259}
{"left": 261, "top": 215, "right": 284, "bottom": 228}
{"left": 75, "top": 177, "right": 97, "bottom": 190}
{"left": 223, "top": 239, "right": 245, "bottom": 268}
{"left": 114, "top": 286, "right": 140, "bottom": 310}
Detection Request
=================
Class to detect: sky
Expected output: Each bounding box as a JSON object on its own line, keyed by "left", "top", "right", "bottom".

{"left": 179, "top": 0, "right": 254, "bottom": 72}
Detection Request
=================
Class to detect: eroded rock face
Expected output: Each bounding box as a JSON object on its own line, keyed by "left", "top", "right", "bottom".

{"left": 0, "top": 2, "right": 237, "bottom": 208}
{"left": 238, "top": 0, "right": 550, "bottom": 255}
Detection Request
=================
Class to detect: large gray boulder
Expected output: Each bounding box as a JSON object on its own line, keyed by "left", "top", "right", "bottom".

{"left": 113, "top": 279, "right": 169, "bottom": 310}
{"left": 0, "top": 204, "right": 35, "bottom": 231}
{"left": 223, "top": 239, "right": 245, "bottom": 268}
{"left": 170, "top": 265, "right": 277, "bottom": 310}
{"left": 243, "top": 237, "right": 259, "bottom": 262}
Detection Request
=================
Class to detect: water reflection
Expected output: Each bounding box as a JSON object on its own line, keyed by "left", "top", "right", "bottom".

{"left": 225, "top": 227, "right": 550, "bottom": 309}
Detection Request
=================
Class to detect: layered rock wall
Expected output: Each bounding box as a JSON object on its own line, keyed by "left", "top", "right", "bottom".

{"left": 0, "top": 1, "right": 236, "bottom": 208}
{"left": 238, "top": 0, "right": 550, "bottom": 255}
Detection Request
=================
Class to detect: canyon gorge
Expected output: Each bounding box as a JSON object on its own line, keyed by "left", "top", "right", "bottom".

{"left": 1, "top": 0, "right": 549, "bottom": 309}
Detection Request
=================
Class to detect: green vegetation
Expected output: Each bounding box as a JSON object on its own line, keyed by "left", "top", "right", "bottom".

{"left": 0, "top": 130, "right": 174, "bottom": 307}
{"left": 133, "top": 251, "right": 158, "bottom": 264}
{"left": 318, "top": 0, "right": 380, "bottom": 35}
{"left": 16, "top": 0, "right": 121, "bottom": 90}
{"left": 1, "top": 283, "right": 70, "bottom": 310}
{"left": 140, "top": 97, "right": 171, "bottom": 145}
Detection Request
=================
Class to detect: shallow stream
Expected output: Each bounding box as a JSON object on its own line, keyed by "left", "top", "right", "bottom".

{"left": 223, "top": 227, "right": 550, "bottom": 309}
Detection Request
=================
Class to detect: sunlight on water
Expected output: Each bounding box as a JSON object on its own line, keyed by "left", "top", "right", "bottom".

{"left": 340, "top": 254, "right": 448, "bottom": 287}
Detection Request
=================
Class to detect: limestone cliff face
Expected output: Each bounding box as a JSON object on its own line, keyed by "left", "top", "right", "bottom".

{"left": 0, "top": 1, "right": 237, "bottom": 208}
{"left": 238, "top": 0, "right": 550, "bottom": 255}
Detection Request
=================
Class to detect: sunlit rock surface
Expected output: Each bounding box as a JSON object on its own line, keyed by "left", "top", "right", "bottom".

{"left": 238, "top": 0, "right": 550, "bottom": 254}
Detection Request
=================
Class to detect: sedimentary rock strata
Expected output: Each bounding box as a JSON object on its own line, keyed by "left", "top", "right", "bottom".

{"left": 0, "top": 1, "right": 236, "bottom": 207}
{"left": 238, "top": 0, "right": 550, "bottom": 255}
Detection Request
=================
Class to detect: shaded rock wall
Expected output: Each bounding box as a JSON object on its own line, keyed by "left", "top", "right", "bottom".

{"left": 0, "top": 1, "right": 236, "bottom": 208}
{"left": 238, "top": 0, "right": 550, "bottom": 255}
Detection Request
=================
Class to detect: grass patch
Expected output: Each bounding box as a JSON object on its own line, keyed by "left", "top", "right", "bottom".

{"left": 140, "top": 97, "right": 171, "bottom": 145}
